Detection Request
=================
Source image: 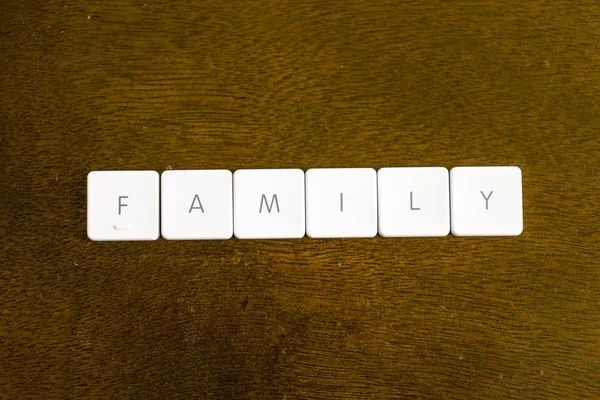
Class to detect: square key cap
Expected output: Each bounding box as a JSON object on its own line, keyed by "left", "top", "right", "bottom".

{"left": 378, "top": 167, "right": 450, "bottom": 237}
{"left": 87, "top": 171, "right": 159, "bottom": 241}
{"left": 234, "top": 169, "right": 305, "bottom": 239}
{"left": 450, "top": 166, "right": 523, "bottom": 236}
{"left": 305, "top": 168, "right": 377, "bottom": 238}
{"left": 161, "top": 170, "right": 233, "bottom": 240}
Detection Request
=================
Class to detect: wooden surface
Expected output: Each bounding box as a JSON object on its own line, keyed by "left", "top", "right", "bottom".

{"left": 1, "top": 1, "right": 599, "bottom": 398}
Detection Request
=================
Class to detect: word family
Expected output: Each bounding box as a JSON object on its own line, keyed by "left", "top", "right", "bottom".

{"left": 87, "top": 166, "right": 523, "bottom": 241}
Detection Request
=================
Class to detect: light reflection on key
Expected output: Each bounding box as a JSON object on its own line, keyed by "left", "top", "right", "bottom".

{"left": 114, "top": 224, "right": 132, "bottom": 231}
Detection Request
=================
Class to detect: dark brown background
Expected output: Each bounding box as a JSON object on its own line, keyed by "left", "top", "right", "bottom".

{"left": 1, "top": 0, "right": 599, "bottom": 398}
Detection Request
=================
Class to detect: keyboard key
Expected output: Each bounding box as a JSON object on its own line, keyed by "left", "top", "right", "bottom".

{"left": 233, "top": 169, "right": 305, "bottom": 239}
{"left": 305, "top": 168, "right": 377, "bottom": 238}
{"left": 378, "top": 167, "right": 450, "bottom": 237}
{"left": 450, "top": 166, "right": 523, "bottom": 236}
{"left": 87, "top": 171, "right": 159, "bottom": 241}
{"left": 161, "top": 170, "right": 233, "bottom": 240}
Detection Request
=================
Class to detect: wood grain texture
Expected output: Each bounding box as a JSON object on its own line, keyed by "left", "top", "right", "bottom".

{"left": 1, "top": 0, "right": 599, "bottom": 398}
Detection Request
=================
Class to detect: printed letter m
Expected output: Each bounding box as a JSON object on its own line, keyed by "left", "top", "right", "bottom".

{"left": 259, "top": 194, "right": 280, "bottom": 213}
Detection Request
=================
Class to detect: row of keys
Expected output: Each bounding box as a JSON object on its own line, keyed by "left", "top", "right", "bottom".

{"left": 87, "top": 167, "right": 523, "bottom": 241}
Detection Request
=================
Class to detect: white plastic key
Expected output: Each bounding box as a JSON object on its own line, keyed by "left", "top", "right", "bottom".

{"left": 450, "top": 166, "right": 523, "bottom": 236}
{"left": 233, "top": 169, "right": 305, "bottom": 239}
{"left": 305, "top": 168, "right": 377, "bottom": 238}
{"left": 87, "top": 171, "right": 159, "bottom": 241}
{"left": 161, "top": 170, "right": 233, "bottom": 240}
{"left": 378, "top": 167, "right": 450, "bottom": 237}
